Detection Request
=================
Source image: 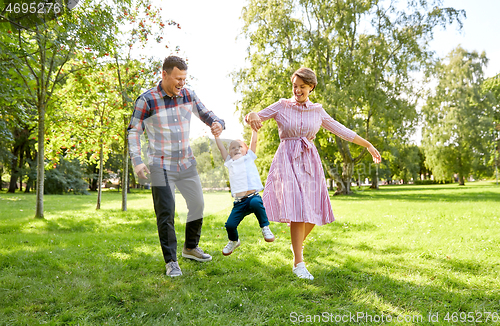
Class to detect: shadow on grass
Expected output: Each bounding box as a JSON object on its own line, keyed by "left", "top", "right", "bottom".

{"left": 180, "top": 242, "right": 499, "bottom": 324}
{"left": 331, "top": 188, "right": 500, "bottom": 203}
{"left": 317, "top": 239, "right": 487, "bottom": 277}
{"left": 2, "top": 226, "right": 499, "bottom": 324}
{"left": 2, "top": 186, "right": 499, "bottom": 324}
{"left": 305, "top": 239, "right": 499, "bottom": 321}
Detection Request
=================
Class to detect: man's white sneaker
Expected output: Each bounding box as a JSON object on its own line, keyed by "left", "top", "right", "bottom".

{"left": 222, "top": 239, "right": 240, "bottom": 256}
{"left": 293, "top": 262, "right": 314, "bottom": 280}
{"left": 261, "top": 226, "right": 275, "bottom": 242}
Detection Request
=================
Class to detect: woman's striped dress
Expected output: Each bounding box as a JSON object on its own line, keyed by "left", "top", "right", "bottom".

{"left": 258, "top": 98, "right": 357, "bottom": 225}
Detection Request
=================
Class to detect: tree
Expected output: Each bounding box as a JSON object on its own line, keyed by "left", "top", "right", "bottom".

{"left": 422, "top": 46, "right": 493, "bottom": 185}
{"left": 0, "top": 54, "right": 35, "bottom": 192}
{"left": 1, "top": 0, "right": 175, "bottom": 215}
{"left": 481, "top": 74, "right": 500, "bottom": 182}
{"left": 1, "top": 0, "right": 122, "bottom": 217}
{"left": 46, "top": 64, "right": 124, "bottom": 207}
{"left": 191, "top": 136, "right": 230, "bottom": 189}
{"left": 47, "top": 59, "right": 160, "bottom": 207}
{"left": 0, "top": 100, "right": 37, "bottom": 194}
{"left": 416, "top": 146, "right": 431, "bottom": 180}
{"left": 386, "top": 144, "right": 420, "bottom": 184}
{"left": 108, "top": 0, "right": 177, "bottom": 210}
{"left": 234, "top": 0, "right": 464, "bottom": 194}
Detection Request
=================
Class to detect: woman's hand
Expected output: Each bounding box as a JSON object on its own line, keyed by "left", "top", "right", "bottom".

{"left": 368, "top": 145, "right": 381, "bottom": 164}
{"left": 246, "top": 112, "right": 262, "bottom": 131}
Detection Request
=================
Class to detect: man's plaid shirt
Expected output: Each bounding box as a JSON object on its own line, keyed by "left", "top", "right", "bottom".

{"left": 127, "top": 81, "right": 225, "bottom": 171}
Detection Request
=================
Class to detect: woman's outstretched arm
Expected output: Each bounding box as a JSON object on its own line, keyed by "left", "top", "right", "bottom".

{"left": 352, "top": 135, "right": 382, "bottom": 163}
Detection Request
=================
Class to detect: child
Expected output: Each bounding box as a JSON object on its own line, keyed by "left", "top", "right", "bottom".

{"left": 215, "top": 129, "right": 275, "bottom": 256}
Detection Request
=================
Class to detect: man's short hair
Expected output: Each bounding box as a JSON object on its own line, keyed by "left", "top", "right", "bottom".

{"left": 163, "top": 56, "right": 188, "bottom": 74}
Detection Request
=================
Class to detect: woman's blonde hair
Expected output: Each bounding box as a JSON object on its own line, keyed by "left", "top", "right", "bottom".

{"left": 291, "top": 67, "right": 317, "bottom": 91}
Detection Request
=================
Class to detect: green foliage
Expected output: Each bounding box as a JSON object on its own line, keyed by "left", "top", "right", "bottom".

{"left": 191, "top": 137, "right": 229, "bottom": 189}
{"left": 0, "top": 102, "right": 36, "bottom": 167}
{"left": 481, "top": 73, "right": 500, "bottom": 175}
{"left": 0, "top": 0, "right": 136, "bottom": 216}
{"left": 0, "top": 0, "right": 174, "bottom": 213}
{"left": 45, "top": 60, "right": 158, "bottom": 166}
{"left": 1, "top": 183, "right": 499, "bottom": 324}
{"left": 422, "top": 46, "right": 494, "bottom": 185}
{"left": 414, "top": 179, "right": 452, "bottom": 185}
{"left": 0, "top": 111, "right": 14, "bottom": 165}
{"left": 385, "top": 144, "right": 421, "bottom": 183}
{"left": 44, "top": 158, "right": 89, "bottom": 194}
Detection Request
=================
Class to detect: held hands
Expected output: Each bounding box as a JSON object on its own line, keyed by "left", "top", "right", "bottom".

{"left": 134, "top": 163, "right": 150, "bottom": 179}
{"left": 368, "top": 145, "right": 382, "bottom": 164}
{"left": 211, "top": 121, "right": 223, "bottom": 138}
{"left": 247, "top": 112, "right": 262, "bottom": 131}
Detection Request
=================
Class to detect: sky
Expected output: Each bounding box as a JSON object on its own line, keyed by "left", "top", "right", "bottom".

{"left": 152, "top": 0, "right": 500, "bottom": 141}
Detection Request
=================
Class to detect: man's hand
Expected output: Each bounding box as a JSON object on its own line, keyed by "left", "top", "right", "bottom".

{"left": 247, "top": 112, "right": 262, "bottom": 131}
{"left": 134, "top": 163, "right": 150, "bottom": 179}
{"left": 211, "top": 121, "right": 223, "bottom": 137}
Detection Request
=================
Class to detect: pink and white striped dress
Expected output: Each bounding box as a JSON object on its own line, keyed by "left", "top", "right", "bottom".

{"left": 258, "top": 98, "right": 357, "bottom": 225}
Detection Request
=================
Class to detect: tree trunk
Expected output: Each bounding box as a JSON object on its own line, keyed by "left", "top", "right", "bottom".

{"left": 18, "top": 141, "right": 25, "bottom": 192}
{"left": 458, "top": 174, "right": 465, "bottom": 186}
{"left": 337, "top": 161, "right": 354, "bottom": 195}
{"left": 457, "top": 153, "right": 465, "bottom": 186}
{"left": 370, "top": 164, "right": 379, "bottom": 189}
{"left": 24, "top": 145, "right": 35, "bottom": 193}
{"left": 122, "top": 115, "right": 129, "bottom": 210}
{"left": 90, "top": 167, "right": 98, "bottom": 191}
{"left": 115, "top": 55, "right": 129, "bottom": 209}
{"left": 35, "top": 100, "right": 45, "bottom": 218}
{"left": 96, "top": 141, "right": 104, "bottom": 210}
{"left": 335, "top": 138, "right": 354, "bottom": 195}
{"left": 322, "top": 162, "right": 344, "bottom": 194}
{"left": 8, "top": 144, "right": 20, "bottom": 193}
{"left": 129, "top": 164, "right": 136, "bottom": 189}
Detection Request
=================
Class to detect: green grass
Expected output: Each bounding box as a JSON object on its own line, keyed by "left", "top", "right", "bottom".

{"left": 1, "top": 183, "right": 499, "bottom": 325}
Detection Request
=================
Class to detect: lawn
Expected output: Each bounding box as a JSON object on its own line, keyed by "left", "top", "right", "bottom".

{"left": 1, "top": 182, "right": 499, "bottom": 325}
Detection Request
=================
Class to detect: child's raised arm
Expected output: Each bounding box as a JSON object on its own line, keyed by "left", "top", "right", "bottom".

{"left": 250, "top": 129, "right": 258, "bottom": 153}
{"left": 215, "top": 136, "right": 229, "bottom": 160}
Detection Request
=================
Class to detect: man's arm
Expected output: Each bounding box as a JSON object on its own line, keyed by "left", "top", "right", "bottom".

{"left": 250, "top": 129, "right": 258, "bottom": 153}
{"left": 215, "top": 136, "right": 229, "bottom": 160}
{"left": 188, "top": 89, "right": 226, "bottom": 132}
{"left": 127, "top": 96, "right": 150, "bottom": 179}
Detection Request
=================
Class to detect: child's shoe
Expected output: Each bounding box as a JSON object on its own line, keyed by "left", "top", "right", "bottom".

{"left": 222, "top": 239, "right": 240, "bottom": 256}
{"left": 293, "top": 262, "right": 314, "bottom": 280}
{"left": 261, "top": 226, "right": 275, "bottom": 242}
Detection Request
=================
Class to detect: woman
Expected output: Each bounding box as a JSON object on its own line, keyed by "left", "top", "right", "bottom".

{"left": 246, "top": 67, "right": 381, "bottom": 280}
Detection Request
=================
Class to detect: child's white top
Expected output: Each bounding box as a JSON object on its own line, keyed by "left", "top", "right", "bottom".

{"left": 224, "top": 149, "right": 263, "bottom": 197}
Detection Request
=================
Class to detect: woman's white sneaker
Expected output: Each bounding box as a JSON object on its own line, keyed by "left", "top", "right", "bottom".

{"left": 293, "top": 262, "right": 314, "bottom": 280}
{"left": 222, "top": 240, "right": 240, "bottom": 256}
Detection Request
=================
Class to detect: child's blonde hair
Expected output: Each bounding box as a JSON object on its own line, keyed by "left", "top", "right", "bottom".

{"left": 229, "top": 139, "right": 248, "bottom": 151}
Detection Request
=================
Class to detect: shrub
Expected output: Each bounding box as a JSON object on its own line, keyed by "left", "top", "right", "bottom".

{"left": 414, "top": 179, "right": 453, "bottom": 185}
{"left": 44, "top": 159, "right": 89, "bottom": 194}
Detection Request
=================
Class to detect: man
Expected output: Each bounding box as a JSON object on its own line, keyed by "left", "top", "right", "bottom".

{"left": 128, "top": 56, "right": 224, "bottom": 277}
